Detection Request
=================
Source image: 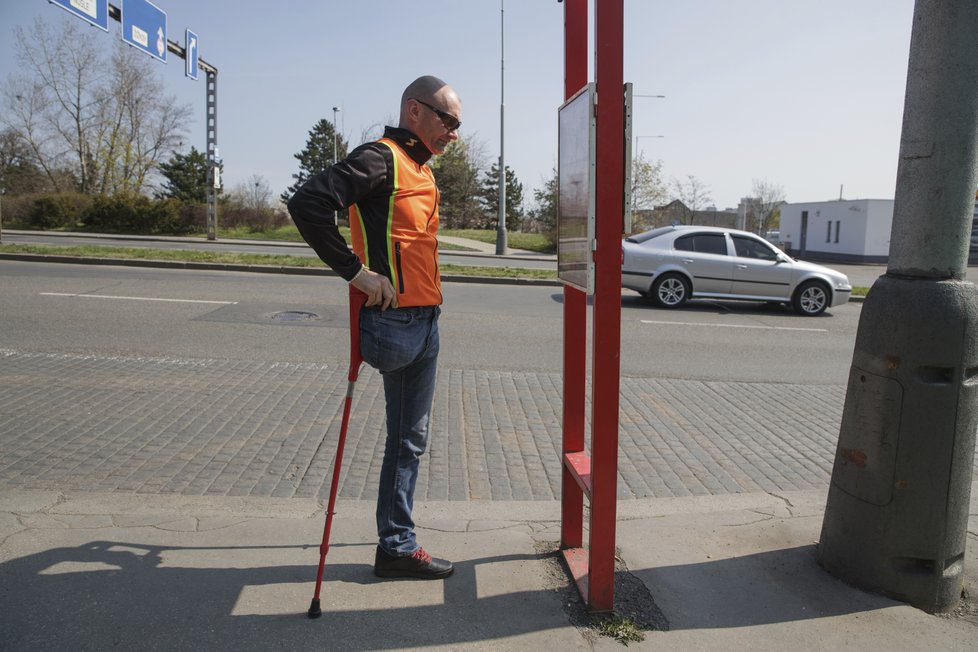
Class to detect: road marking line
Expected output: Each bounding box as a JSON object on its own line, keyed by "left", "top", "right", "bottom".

{"left": 40, "top": 292, "right": 237, "bottom": 305}
{"left": 639, "top": 319, "right": 826, "bottom": 333}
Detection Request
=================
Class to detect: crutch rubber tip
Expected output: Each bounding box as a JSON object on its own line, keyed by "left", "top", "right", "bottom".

{"left": 308, "top": 599, "right": 322, "bottom": 619}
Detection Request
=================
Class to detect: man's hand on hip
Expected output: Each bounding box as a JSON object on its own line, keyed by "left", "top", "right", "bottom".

{"left": 352, "top": 269, "right": 398, "bottom": 310}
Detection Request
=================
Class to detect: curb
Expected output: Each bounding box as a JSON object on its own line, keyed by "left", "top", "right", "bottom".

{"left": 0, "top": 252, "right": 564, "bottom": 287}
{"left": 0, "top": 229, "right": 556, "bottom": 263}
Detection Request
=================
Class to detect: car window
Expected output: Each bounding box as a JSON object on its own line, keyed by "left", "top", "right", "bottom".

{"left": 675, "top": 233, "right": 727, "bottom": 255}
{"left": 625, "top": 226, "right": 673, "bottom": 244}
{"left": 732, "top": 235, "right": 779, "bottom": 261}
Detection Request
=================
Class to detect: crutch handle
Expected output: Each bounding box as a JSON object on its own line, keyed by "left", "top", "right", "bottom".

{"left": 348, "top": 285, "right": 367, "bottom": 381}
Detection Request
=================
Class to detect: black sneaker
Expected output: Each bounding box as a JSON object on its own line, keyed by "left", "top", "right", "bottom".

{"left": 374, "top": 546, "right": 454, "bottom": 580}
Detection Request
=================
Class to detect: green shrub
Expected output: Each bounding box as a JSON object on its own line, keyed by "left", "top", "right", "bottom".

{"left": 180, "top": 203, "right": 208, "bottom": 233}
{"left": 149, "top": 197, "right": 195, "bottom": 234}
{"left": 0, "top": 194, "right": 36, "bottom": 228}
{"left": 218, "top": 205, "right": 290, "bottom": 233}
{"left": 25, "top": 193, "right": 90, "bottom": 229}
{"left": 82, "top": 194, "right": 195, "bottom": 234}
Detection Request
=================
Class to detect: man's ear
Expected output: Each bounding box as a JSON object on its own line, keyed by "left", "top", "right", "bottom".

{"left": 409, "top": 99, "right": 423, "bottom": 124}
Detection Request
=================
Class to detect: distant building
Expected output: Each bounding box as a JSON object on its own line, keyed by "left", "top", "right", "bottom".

{"left": 630, "top": 200, "right": 738, "bottom": 233}
{"left": 781, "top": 197, "right": 978, "bottom": 263}
{"left": 779, "top": 199, "right": 894, "bottom": 263}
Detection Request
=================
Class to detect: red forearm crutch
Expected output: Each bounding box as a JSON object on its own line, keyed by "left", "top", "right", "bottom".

{"left": 308, "top": 284, "right": 367, "bottom": 619}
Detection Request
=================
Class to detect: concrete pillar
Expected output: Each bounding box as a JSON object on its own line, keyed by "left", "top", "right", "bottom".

{"left": 817, "top": 0, "right": 978, "bottom": 613}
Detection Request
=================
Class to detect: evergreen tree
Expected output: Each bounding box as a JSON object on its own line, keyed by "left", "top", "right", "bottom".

{"left": 157, "top": 147, "right": 213, "bottom": 204}
{"left": 480, "top": 163, "right": 524, "bottom": 231}
{"left": 531, "top": 169, "right": 558, "bottom": 244}
{"left": 429, "top": 139, "right": 484, "bottom": 229}
{"left": 282, "top": 119, "right": 349, "bottom": 204}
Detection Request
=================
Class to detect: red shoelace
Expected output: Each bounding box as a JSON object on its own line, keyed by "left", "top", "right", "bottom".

{"left": 411, "top": 547, "right": 433, "bottom": 564}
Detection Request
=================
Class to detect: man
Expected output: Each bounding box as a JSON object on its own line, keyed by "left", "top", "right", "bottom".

{"left": 287, "top": 76, "right": 461, "bottom": 580}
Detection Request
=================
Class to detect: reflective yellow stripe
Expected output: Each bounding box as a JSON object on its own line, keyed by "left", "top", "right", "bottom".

{"left": 352, "top": 203, "right": 368, "bottom": 266}
{"left": 379, "top": 140, "right": 399, "bottom": 292}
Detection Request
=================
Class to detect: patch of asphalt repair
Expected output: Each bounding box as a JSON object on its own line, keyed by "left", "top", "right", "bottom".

{"left": 534, "top": 541, "right": 670, "bottom": 645}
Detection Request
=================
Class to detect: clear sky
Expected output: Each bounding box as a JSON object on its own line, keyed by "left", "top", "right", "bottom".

{"left": 1, "top": 0, "right": 915, "bottom": 211}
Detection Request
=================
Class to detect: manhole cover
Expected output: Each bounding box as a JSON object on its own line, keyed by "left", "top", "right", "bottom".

{"left": 271, "top": 310, "right": 321, "bottom": 322}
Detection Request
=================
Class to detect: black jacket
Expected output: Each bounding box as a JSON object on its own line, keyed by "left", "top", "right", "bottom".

{"left": 287, "top": 127, "right": 434, "bottom": 283}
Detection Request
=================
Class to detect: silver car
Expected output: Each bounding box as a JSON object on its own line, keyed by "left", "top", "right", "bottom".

{"left": 622, "top": 225, "right": 852, "bottom": 316}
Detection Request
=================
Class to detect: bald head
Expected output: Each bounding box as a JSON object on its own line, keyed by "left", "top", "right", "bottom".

{"left": 400, "top": 76, "right": 456, "bottom": 124}
{"left": 401, "top": 76, "right": 448, "bottom": 110}
{"left": 398, "top": 75, "right": 462, "bottom": 156}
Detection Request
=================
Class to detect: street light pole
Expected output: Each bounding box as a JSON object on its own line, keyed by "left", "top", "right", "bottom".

{"left": 633, "top": 93, "right": 665, "bottom": 159}
{"left": 495, "top": 0, "right": 508, "bottom": 255}
{"left": 332, "top": 106, "right": 341, "bottom": 226}
{"left": 633, "top": 134, "right": 664, "bottom": 157}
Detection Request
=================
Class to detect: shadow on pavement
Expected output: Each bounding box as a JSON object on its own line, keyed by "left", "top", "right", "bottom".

{"left": 633, "top": 544, "right": 902, "bottom": 630}
{"left": 0, "top": 541, "right": 571, "bottom": 650}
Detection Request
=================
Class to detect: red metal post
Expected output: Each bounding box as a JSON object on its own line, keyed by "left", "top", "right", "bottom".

{"left": 560, "top": 0, "right": 589, "bottom": 553}
{"left": 588, "top": 0, "right": 624, "bottom": 612}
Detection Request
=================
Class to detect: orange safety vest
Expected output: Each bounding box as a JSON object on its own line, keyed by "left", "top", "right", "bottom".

{"left": 349, "top": 138, "right": 442, "bottom": 307}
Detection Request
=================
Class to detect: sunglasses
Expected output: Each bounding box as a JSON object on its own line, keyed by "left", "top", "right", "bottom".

{"left": 412, "top": 98, "right": 461, "bottom": 132}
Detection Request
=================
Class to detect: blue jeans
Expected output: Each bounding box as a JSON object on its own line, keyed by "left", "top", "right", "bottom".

{"left": 359, "top": 305, "right": 440, "bottom": 556}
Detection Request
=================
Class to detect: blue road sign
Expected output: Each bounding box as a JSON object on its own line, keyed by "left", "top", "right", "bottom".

{"left": 186, "top": 30, "right": 199, "bottom": 80}
{"left": 49, "top": 0, "right": 109, "bottom": 31}
{"left": 121, "top": 0, "right": 167, "bottom": 63}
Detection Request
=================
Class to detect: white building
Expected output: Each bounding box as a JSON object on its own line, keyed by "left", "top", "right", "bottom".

{"left": 779, "top": 199, "right": 895, "bottom": 263}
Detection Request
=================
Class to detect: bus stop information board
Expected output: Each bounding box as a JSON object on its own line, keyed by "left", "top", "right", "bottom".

{"left": 557, "top": 83, "right": 596, "bottom": 294}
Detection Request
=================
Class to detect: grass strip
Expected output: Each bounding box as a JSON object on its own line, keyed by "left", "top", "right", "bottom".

{"left": 0, "top": 243, "right": 558, "bottom": 280}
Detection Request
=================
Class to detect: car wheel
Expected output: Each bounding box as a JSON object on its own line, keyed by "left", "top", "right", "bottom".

{"left": 651, "top": 274, "right": 690, "bottom": 308}
{"left": 793, "top": 281, "right": 829, "bottom": 316}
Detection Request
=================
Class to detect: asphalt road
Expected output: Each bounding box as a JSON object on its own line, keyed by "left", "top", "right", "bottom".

{"left": 0, "top": 259, "right": 859, "bottom": 384}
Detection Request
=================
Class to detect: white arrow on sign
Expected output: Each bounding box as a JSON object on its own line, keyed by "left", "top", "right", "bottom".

{"left": 156, "top": 26, "right": 165, "bottom": 58}
{"left": 185, "top": 29, "right": 198, "bottom": 80}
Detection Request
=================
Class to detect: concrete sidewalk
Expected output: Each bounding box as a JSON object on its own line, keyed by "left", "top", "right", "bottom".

{"left": 1, "top": 488, "right": 975, "bottom": 650}
{"left": 437, "top": 234, "right": 544, "bottom": 257}
{"left": 1, "top": 346, "right": 977, "bottom": 648}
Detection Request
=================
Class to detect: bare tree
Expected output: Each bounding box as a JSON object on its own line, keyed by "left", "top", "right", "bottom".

{"left": 3, "top": 78, "right": 69, "bottom": 191}
{"left": 0, "top": 127, "right": 53, "bottom": 194}
{"left": 239, "top": 174, "right": 274, "bottom": 216}
{"left": 357, "top": 119, "right": 391, "bottom": 147}
{"left": 2, "top": 18, "right": 191, "bottom": 196}
{"left": 670, "top": 174, "right": 713, "bottom": 225}
{"left": 746, "top": 179, "right": 786, "bottom": 235}
{"left": 99, "top": 46, "right": 192, "bottom": 194}
{"left": 629, "top": 152, "right": 667, "bottom": 230}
